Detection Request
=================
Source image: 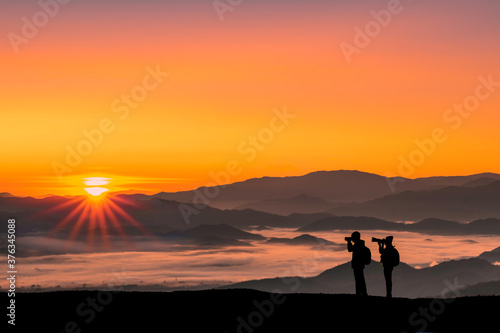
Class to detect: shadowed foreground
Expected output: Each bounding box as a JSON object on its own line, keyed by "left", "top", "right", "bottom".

{"left": 4, "top": 290, "right": 499, "bottom": 332}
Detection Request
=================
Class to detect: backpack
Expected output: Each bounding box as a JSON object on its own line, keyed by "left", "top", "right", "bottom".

{"left": 383, "top": 247, "right": 400, "bottom": 267}
{"left": 391, "top": 247, "right": 400, "bottom": 267}
{"left": 362, "top": 245, "right": 372, "bottom": 265}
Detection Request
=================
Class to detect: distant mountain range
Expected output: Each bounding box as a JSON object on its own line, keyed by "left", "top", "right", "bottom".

{"left": 149, "top": 170, "right": 500, "bottom": 210}
{"left": 265, "top": 234, "right": 342, "bottom": 248}
{"left": 329, "top": 180, "right": 500, "bottom": 221}
{"left": 4, "top": 194, "right": 500, "bottom": 239}
{"left": 4, "top": 170, "right": 500, "bottom": 222}
{"left": 3, "top": 181, "right": 500, "bottom": 239}
{"left": 3, "top": 169, "right": 500, "bottom": 261}
{"left": 478, "top": 246, "right": 500, "bottom": 264}
{"left": 235, "top": 193, "right": 337, "bottom": 216}
{"left": 0, "top": 196, "right": 295, "bottom": 235}
{"left": 159, "top": 223, "right": 266, "bottom": 241}
{"left": 449, "top": 280, "right": 500, "bottom": 296}
{"left": 174, "top": 235, "right": 253, "bottom": 248}
{"left": 154, "top": 223, "right": 267, "bottom": 248}
{"left": 461, "top": 177, "right": 500, "bottom": 187}
{"left": 297, "top": 216, "right": 500, "bottom": 235}
{"left": 143, "top": 170, "right": 500, "bottom": 221}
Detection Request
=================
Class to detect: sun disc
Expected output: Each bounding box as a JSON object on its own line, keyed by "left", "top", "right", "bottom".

{"left": 84, "top": 187, "right": 109, "bottom": 197}
{"left": 84, "top": 177, "right": 110, "bottom": 186}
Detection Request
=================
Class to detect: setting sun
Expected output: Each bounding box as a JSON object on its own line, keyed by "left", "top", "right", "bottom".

{"left": 84, "top": 177, "right": 111, "bottom": 186}
{"left": 84, "top": 187, "right": 109, "bottom": 197}
{"left": 46, "top": 192, "right": 149, "bottom": 249}
{"left": 84, "top": 177, "right": 110, "bottom": 197}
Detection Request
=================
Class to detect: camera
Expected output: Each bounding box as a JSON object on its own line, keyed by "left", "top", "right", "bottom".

{"left": 345, "top": 237, "right": 352, "bottom": 242}
{"left": 372, "top": 236, "right": 393, "bottom": 244}
{"left": 372, "top": 237, "right": 386, "bottom": 244}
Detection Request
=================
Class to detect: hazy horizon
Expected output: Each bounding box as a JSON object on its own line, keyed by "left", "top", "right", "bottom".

{"left": 4, "top": 169, "right": 500, "bottom": 198}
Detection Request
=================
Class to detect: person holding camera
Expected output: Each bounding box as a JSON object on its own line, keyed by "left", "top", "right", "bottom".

{"left": 346, "top": 231, "right": 369, "bottom": 296}
{"left": 374, "top": 236, "right": 400, "bottom": 298}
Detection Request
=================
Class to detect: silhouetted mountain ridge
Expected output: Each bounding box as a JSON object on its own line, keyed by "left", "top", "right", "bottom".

{"left": 265, "top": 234, "right": 340, "bottom": 247}
{"left": 149, "top": 170, "right": 500, "bottom": 210}
{"left": 159, "top": 223, "right": 265, "bottom": 241}
{"left": 297, "top": 216, "right": 500, "bottom": 235}
{"left": 235, "top": 193, "right": 336, "bottom": 215}
{"left": 449, "top": 280, "right": 500, "bottom": 296}
{"left": 478, "top": 246, "right": 500, "bottom": 263}
{"left": 329, "top": 180, "right": 500, "bottom": 221}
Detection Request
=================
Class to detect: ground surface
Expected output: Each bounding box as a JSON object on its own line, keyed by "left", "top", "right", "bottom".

{"left": 3, "top": 290, "right": 499, "bottom": 332}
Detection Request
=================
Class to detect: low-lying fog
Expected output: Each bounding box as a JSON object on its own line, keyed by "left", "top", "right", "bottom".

{"left": 3, "top": 228, "right": 500, "bottom": 290}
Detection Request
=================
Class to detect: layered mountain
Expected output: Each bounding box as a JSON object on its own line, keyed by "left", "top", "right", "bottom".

{"left": 297, "top": 216, "right": 398, "bottom": 232}
{"left": 4, "top": 193, "right": 500, "bottom": 239}
{"left": 329, "top": 181, "right": 500, "bottom": 221}
{"left": 172, "top": 235, "right": 253, "bottom": 248}
{"left": 478, "top": 246, "right": 500, "bottom": 264}
{"left": 235, "top": 193, "right": 336, "bottom": 215}
{"left": 265, "top": 234, "right": 340, "bottom": 247}
{"left": 0, "top": 196, "right": 295, "bottom": 236}
{"left": 159, "top": 223, "right": 265, "bottom": 241}
{"left": 297, "top": 216, "right": 500, "bottom": 236}
{"left": 461, "top": 177, "right": 500, "bottom": 188}
{"left": 150, "top": 170, "right": 500, "bottom": 210}
{"left": 4, "top": 170, "right": 500, "bottom": 221}
{"left": 449, "top": 280, "right": 500, "bottom": 296}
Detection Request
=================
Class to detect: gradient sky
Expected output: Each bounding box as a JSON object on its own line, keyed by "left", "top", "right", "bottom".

{"left": 1, "top": 0, "right": 500, "bottom": 196}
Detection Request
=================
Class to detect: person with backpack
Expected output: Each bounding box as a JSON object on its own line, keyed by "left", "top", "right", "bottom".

{"left": 346, "top": 231, "right": 370, "bottom": 296}
{"left": 377, "top": 236, "right": 400, "bottom": 298}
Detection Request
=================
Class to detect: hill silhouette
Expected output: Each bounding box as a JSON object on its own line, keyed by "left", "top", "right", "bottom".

{"left": 4, "top": 171, "right": 500, "bottom": 235}
{"left": 297, "top": 216, "right": 398, "bottom": 232}
{"left": 0, "top": 196, "right": 295, "bottom": 236}
{"left": 159, "top": 223, "right": 266, "bottom": 241}
{"left": 150, "top": 170, "right": 500, "bottom": 210}
{"left": 265, "top": 234, "right": 341, "bottom": 247}
{"left": 461, "top": 177, "right": 500, "bottom": 187}
{"left": 478, "top": 246, "right": 500, "bottom": 263}
{"left": 448, "top": 280, "right": 500, "bottom": 296}
{"left": 329, "top": 181, "right": 500, "bottom": 221}
{"left": 184, "top": 235, "right": 253, "bottom": 248}
{"left": 297, "top": 216, "right": 500, "bottom": 236}
{"left": 235, "top": 193, "right": 336, "bottom": 215}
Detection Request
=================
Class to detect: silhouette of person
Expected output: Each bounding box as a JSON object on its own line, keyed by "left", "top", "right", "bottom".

{"left": 378, "top": 236, "right": 398, "bottom": 298}
{"left": 346, "top": 231, "right": 368, "bottom": 296}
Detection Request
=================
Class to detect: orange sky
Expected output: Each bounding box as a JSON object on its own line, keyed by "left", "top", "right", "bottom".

{"left": 1, "top": 0, "right": 500, "bottom": 197}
